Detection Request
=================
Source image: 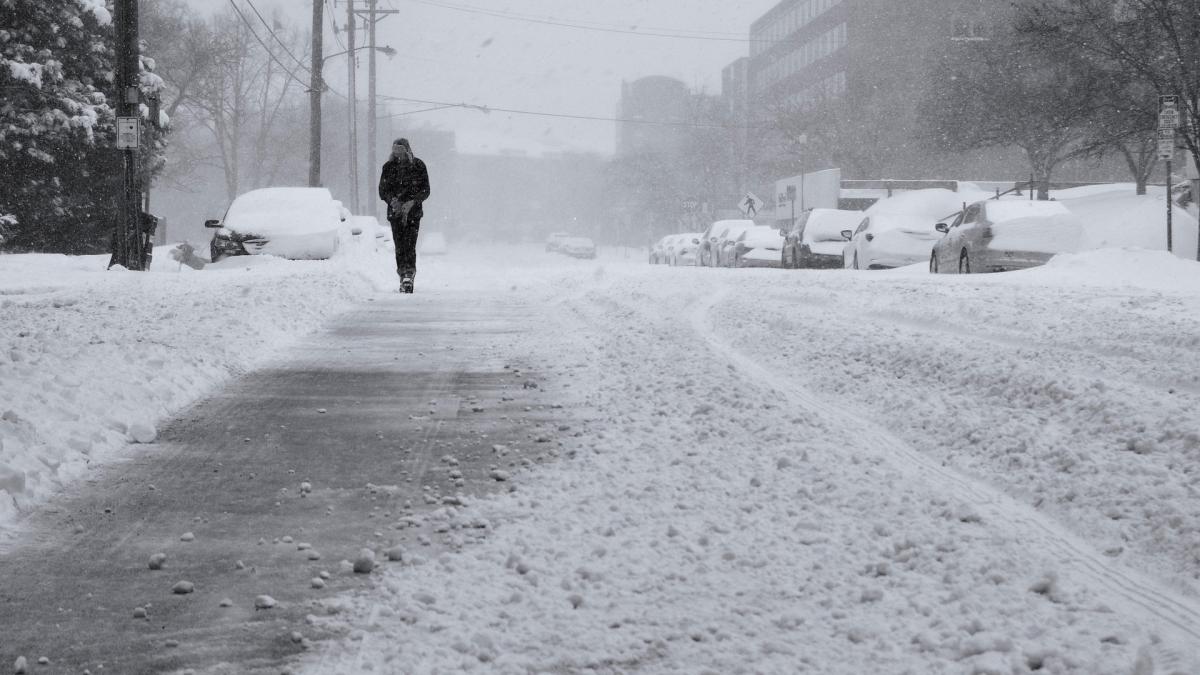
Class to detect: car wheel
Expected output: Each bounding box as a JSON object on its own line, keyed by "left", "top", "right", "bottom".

{"left": 959, "top": 249, "right": 970, "bottom": 274}
{"left": 930, "top": 253, "right": 938, "bottom": 274}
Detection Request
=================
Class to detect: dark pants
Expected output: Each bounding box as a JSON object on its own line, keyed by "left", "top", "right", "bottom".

{"left": 389, "top": 213, "right": 421, "bottom": 279}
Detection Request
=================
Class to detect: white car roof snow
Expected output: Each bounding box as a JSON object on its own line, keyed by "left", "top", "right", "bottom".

{"left": 223, "top": 187, "right": 342, "bottom": 237}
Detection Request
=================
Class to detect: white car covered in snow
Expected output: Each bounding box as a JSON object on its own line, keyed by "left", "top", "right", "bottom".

{"left": 841, "top": 212, "right": 942, "bottom": 270}
{"left": 669, "top": 232, "right": 702, "bottom": 266}
{"left": 206, "top": 187, "right": 346, "bottom": 262}
{"left": 730, "top": 225, "right": 784, "bottom": 268}
{"left": 930, "top": 199, "right": 1083, "bottom": 274}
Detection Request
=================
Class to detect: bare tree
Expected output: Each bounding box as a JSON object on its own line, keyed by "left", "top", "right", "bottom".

{"left": 1021, "top": 0, "right": 1200, "bottom": 182}
{"left": 148, "top": 5, "right": 310, "bottom": 200}
{"left": 918, "top": 30, "right": 1105, "bottom": 200}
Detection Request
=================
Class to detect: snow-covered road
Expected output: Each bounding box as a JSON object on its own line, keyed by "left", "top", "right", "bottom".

{"left": 301, "top": 248, "right": 1200, "bottom": 674}
{"left": 3, "top": 240, "right": 1199, "bottom": 673}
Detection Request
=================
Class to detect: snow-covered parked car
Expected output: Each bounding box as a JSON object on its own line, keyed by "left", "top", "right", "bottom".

{"left": 842, "top": 212, "right": 942, "bottom": 270}
{"left": 930, "top": 199, "right": 1083, "bottom": 274}
{"left": 731, "top": 226, "right": 784, "bottom": 268}
{"left": 350, "top": 215, "right": 390, "bottom": 247}
{"left": 206, "top": 187, "right": 346, "bottom": 262}
{"left": 782, "top": 208, "right": 865, "bottom": 269}
{"left": 560, "top": 236, "right": 597, "bottom": 259}
{"left": 670, "top": 232, "right": 702, "bottom": 266}
{"left": 714, "top": 220, "right": 756, "bottom": 267}
{"left": 698, "top": 219, "right": 754, "bottom": 267}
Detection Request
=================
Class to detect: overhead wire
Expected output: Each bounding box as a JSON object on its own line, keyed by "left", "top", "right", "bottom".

{"left": 376, "top": 94, "right": 766, "bottom": 130}
{"left": 227, "top": 0, "right": 315, "bottom": 92}
{"left": 227, "top": 0, "right": 347, "bottom": 99}
{"left": 244, "top": 0, "right": 310, "bottom": 74}
{"left": 398, "top": 0, "right": 769, "bottom": 44}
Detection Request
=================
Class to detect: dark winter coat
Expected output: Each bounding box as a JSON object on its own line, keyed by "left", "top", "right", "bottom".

{"left": 378, "top": 156, "right": 431, "bottom": 223}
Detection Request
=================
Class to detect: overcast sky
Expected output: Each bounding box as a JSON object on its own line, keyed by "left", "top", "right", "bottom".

{"left": 182, "top": 0, "right": 778, "bottom": 156}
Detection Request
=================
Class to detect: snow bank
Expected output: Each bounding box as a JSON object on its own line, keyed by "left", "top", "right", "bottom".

{"left": 0, "top": 235, "right": 396, "bottom": 531}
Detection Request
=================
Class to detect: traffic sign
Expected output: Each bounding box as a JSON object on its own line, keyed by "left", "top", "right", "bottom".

{"left": 1159, "top": 109, "right": 1180, "bottom": 130}
{"left": 1158, "top": 134, "right": 1175, "bottom": 160}
{"left": 739, "top": 192, "right": 762, "bottom": 217}
{"left": 1159, "top": 94, "right": 1179, "bottom": 108}
{"left": 116, "top": 117, "right": 140, "bottom": 149}
{"left": 681, "top": 197, "right": 699, "bottom": 212}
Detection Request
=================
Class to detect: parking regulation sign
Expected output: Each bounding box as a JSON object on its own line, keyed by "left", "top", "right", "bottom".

{"left": 116, "top": 117, "right": 140, "bottom": 149}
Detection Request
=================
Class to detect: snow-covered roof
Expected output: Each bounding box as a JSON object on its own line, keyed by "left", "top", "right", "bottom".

{"left": 983, "top": 199, "right": 1071, "bottom": 223}
{"left": 739, "top": 225, "right": 783, "bottom": 248}
{"left": 805, "top": 209, "right": 866, "bottom": 243}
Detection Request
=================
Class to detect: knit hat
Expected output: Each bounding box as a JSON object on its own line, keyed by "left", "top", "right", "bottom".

{"left": 393, "top": 138, "right": 411, "bottom": 150}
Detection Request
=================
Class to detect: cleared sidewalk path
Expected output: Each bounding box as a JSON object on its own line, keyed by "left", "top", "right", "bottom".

{"left": 0, "top": 292, "right": 566, "bottom": 674}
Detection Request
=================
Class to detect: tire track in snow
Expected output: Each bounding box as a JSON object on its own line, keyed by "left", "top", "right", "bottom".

{"left": 690, "top": 288, "right": 1200, "bottom": 666}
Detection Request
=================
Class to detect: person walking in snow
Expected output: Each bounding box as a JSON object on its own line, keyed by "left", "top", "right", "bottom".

{"left": 378, "top": 137, "right": 431, "bottom": 293}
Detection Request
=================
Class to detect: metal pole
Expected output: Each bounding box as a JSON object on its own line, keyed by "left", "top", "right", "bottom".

{"left": 309, "top": 0, "right": 323, "bottom": 187}
{"left": 367, "top": 0, "right": 378, "bottom": 219}
{"left": 114, "top": 0, "right": 143, "bottom": 270}
{"left": 347, "top": 0, "right": 360, "bottom": 213}
{"left": 1167, "top": 157, "right": 1174, "bottom": 253}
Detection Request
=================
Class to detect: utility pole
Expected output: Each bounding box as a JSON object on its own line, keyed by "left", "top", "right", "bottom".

{"left": 346, "top": 0, "right": 360, "bottom": 213}
{"left": 112, "top": 0, "right": 144, "bottom": 270}
{"left": 309, "top": 0, "right": 324, "bottom": 187}
{"left": 359, "top": 0, "right": 397, "bottom": 219}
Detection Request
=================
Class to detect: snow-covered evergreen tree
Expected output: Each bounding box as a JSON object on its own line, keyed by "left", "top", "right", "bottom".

{"left": 0, "top": 0, "right": 167, "bottom": 253}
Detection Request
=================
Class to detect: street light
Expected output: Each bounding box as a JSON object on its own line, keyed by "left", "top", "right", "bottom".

{"left": 321, "top": 44, "right": 396, "bottom": 68}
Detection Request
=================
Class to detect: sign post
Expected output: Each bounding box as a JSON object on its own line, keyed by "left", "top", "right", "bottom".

{"left": 786, "top": 185, "right": 796, "bottom": 233}
{"left": 1159, "top": 95, "right": 1179, "bottom": 253}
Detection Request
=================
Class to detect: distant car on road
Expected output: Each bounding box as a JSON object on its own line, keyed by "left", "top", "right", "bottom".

{"left": 545, "top": 232, "right": 571, "bottom": 252}
{"left": 841, "top": 212, "right": 942, "bottom": 270}
{"left": 206, "top": 187, "right": 346, "bottom": 262}
{"left": 930, "top": 199, "right": 1083, "bottom": 274}
{"left": 731, "top": 226, "right": 784, "bottom": 268}
{"left": 781, "top": 208, "right": 865, "bottom": 269}
{"left": 559, "top": 236, "right": 596, "bottom": 259}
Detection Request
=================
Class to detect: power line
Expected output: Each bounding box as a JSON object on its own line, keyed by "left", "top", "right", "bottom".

{"left": 377, "top": 94, "right": 765, "bottom": 130}
{"left": 228, "top": 0, "right": 346, "bottom": 99}
{"left": 227, "top": 0, "right": 314, "bottom": 92}
{"left": 327, "top": 0, "right": 347, "bottom": 52}
{"left": 398, "top": 0, "right": 769, "bottom": 44}
{"left": 245, "top": 0, "right": 310, "bottom": 75}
